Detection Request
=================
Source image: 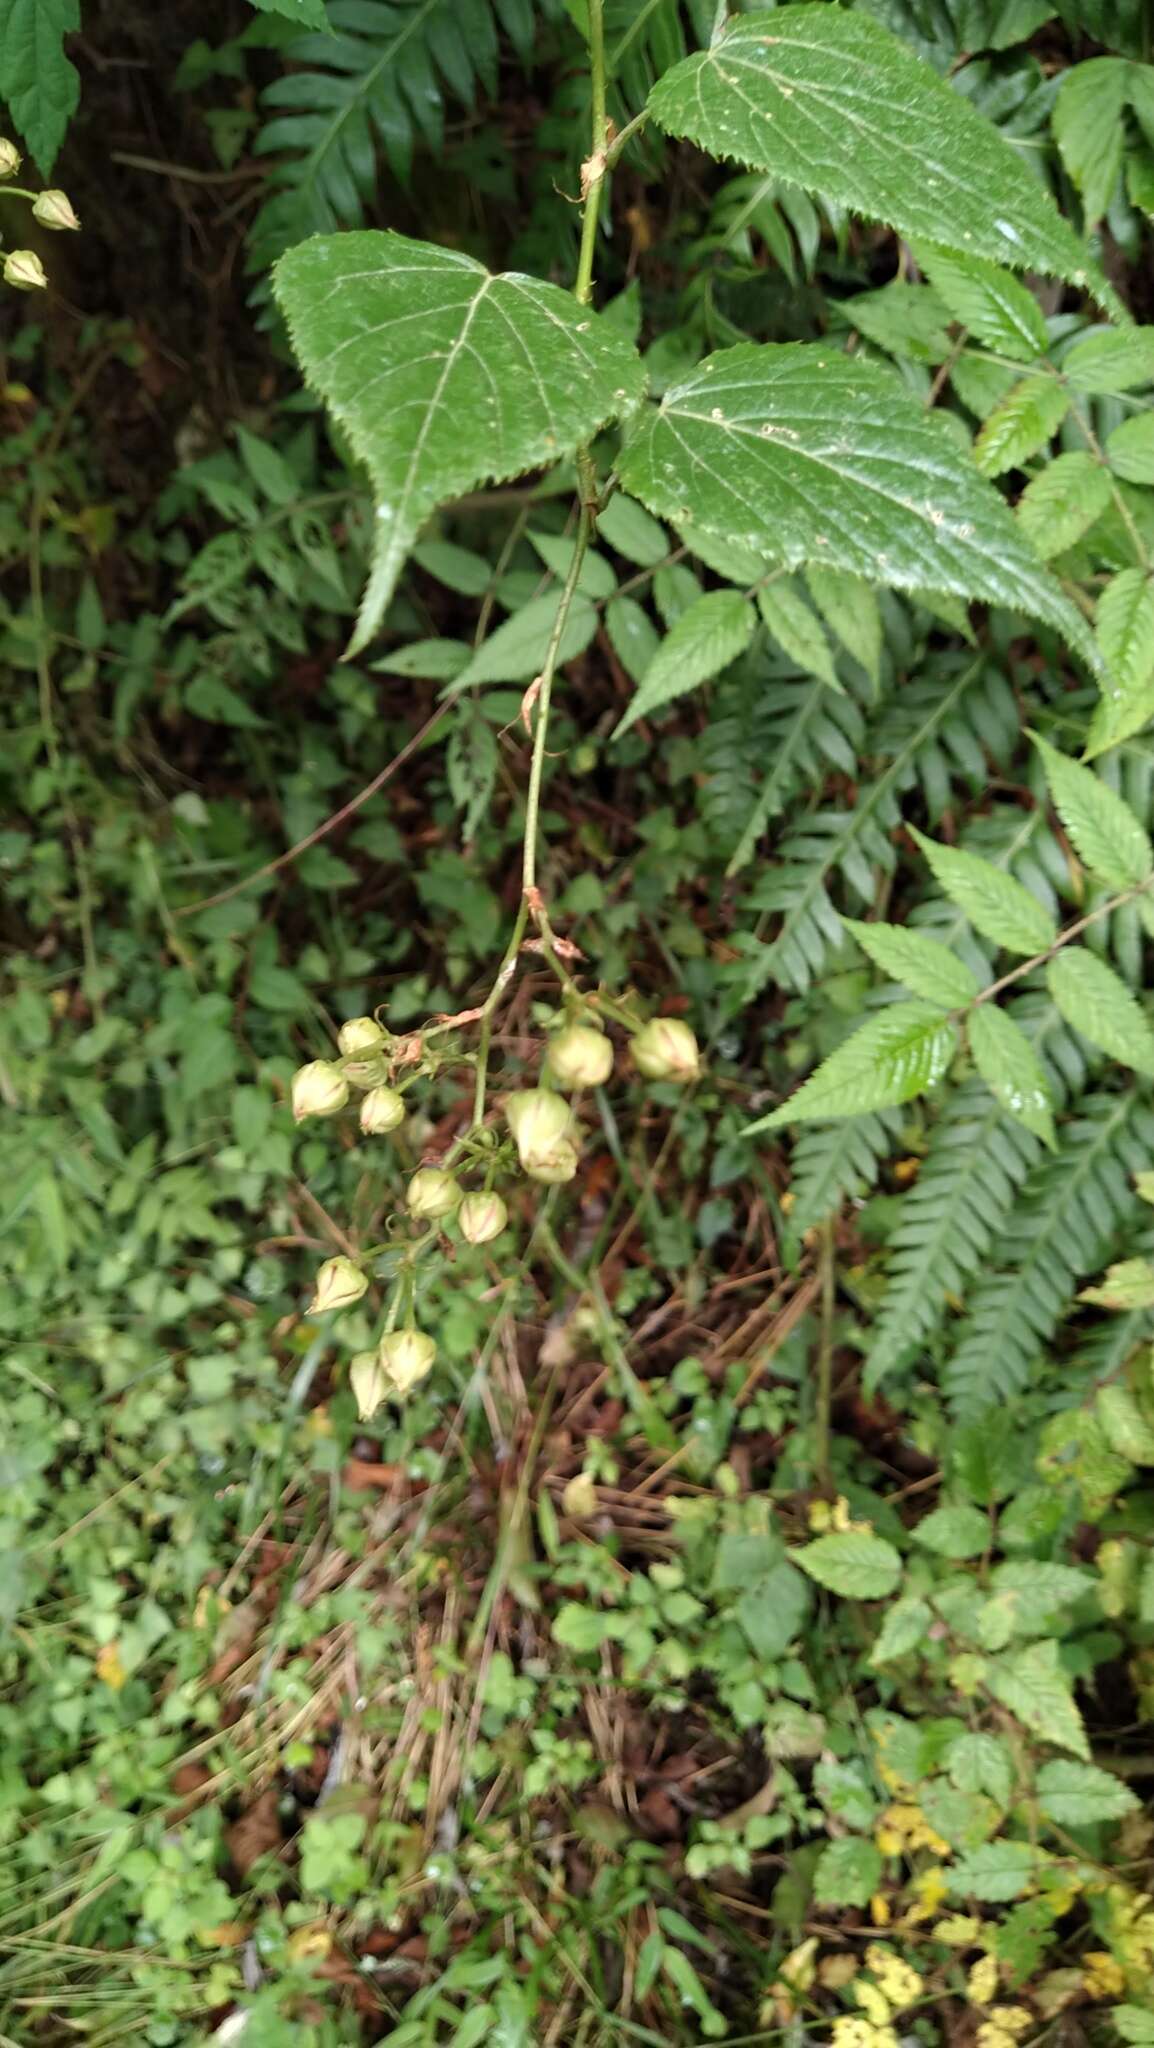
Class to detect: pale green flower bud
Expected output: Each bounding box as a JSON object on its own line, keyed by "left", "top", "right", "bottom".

{"left": 548, "top": 1021, "right": 614, "bottom": 1091}
{"left": 350, "top": 1350, "right": 386, "bottom": 1421}
{"left": 338, "top": 1015, "right": 387, "bottom": 1057}
{"left": 379, "top": 1328, "right": 436, "bottom": 1394}
{"left": 0, "top": 141, "right": 22, "bottom": 178}
{"left": 506, "top": 1087, "right": 571, "bottom": 1165}
{"left": 308, "top": 1255, "right": 368, "bottom": 1316}
{"left": 407, "top": 1167, "right": 460, "bottom": 1219}
{"left": 360, "top": 1085, "right": 405, "bottom": 1135}
{"left": 525, "top": 1136, "right": 580, "bottom": 1185}
{"left": 631, "top": 1017, "right": 701, "bottom": 1083}
{"left": 32, "top": 189, "right": 80, "bottom": 231}
{"left": 292, "top": 1059, "right": 349, "bottom": 1121}
{"left": 458, "top": 1190, "right": 508, "bottom": 1245}
{"left": 4, "top": 250, "right": 46, "bottom": 292}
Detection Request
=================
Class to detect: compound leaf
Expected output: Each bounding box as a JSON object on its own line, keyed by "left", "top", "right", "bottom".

{"left": 747, "top": 1004, "right": 957, "bottom": 1131}
{"left": 274, "top": 230, "right": 644, "bottom": 652}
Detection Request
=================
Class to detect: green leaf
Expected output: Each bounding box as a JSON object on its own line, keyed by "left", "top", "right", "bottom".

{"left": 595, "top": 492, "right": 669, "bottom": 567}
{"left": 1035, "top": 1759, "right": 1138, "bottom": 1826}
{"left": 912, "top": 1503, "right": 991, "bottom": 1559}
{"left": 805, "top": 566, "right": 882, "bottom": 686}
{"left": 452, "top": 593, "right": 598, "bottom": 688}
{"left": 529, "top": 531, "right": 617, "bottom": 601}
{"left": 1031, "top": 732, "right": 1154, "bottom": 889}
{"left": 1064, "top": 326, "right": 1154, "bottom": 395}
{"left": 373, "top": 638, "right": 471, "bottom": 680}
{"left": 1096, "top": 1383, "right": 1154, "bottom": 1461}
{"left": 1106, "top": 413, "right": 1154, "bottom": 485}
{"left": 813, "top": 1837, "right": 883, "bottom": 1909}
{"left": 841, "top": 919, "right": 979, "bottom": 1009}
{"left": 987, "top": 1639, "right": 1089, "bottom": 1757}
{"left": 618, "top": 344, "right": 1094, "bottom": 667}
{"left": 734, "top": 1562, "right": 811, "bottom": 1660}
{"left": 747, "top": 1005, "right": 957, "bottom": 1131}
{"left": 248, "top": 0, "right": 331, "bottom": 20}
{"left": 870, "top": 1595, "right": 932, "bottom": 1666}
{"left": 793, "top": 1530, "right": 903, "bottom": 1600}
{"left": 968, "top": 1003, "right": 1057, "bottom": 1147}
{"left": 947, "top": 1732, "right": 1014, "bottom": 1809}
{"left": 1094, "top": 568, "right": 1154, "bottom": 738}
{"left": 612, "top": 590, "right": 756, "bottom": 738}
{"left": 915, "top": 246, "right": 1048, "bottom": 363}
{"left": 606, "top": 594, "right": 660, "bottom": 684}
{"left": 1047, "top": 948, "right": 1154, "bottom": 1075}
{"left": 1054, "top": 57, "right": 1128, "bottom": 227}
{"left": 0, "top": 0, "right": 80, "bottom": 173}
{"left": 989, "top": 1560, "right": 1094, "bottom": 1613}
{"left": 973, "top": 375, "right": 1070, "bottom": 479}
{"left": 273, "top": 230, "right": 644, "bottom": 652}
{"left": 949, "top": 1840, "right": 1039, "bottom": 1901}
{"left": 910, "top": 827, "right": 1057, "bottom": 955}
{"left": 1016, "top": 452, "right": 1111, "bottom": 560}
{"left": 647, "top": 6, "right": 1108, "bottom": 295}
{"left": 814, "top": 1758, "right": 879, "bottom": 1831}
{"left": 1114, "top": 2010, "right": 1154, "bottom": 2046}
{"left": 756, "top": 579, "right": 840, "bottom": 689}
{"left": 446, "top": 709, "right": 498, "bottom": 841}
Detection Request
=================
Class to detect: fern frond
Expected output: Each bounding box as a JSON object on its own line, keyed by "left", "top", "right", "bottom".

{"left": 701, "top": 668, "right": 865, "bottom": 863}
{"left": 789, "top": 1110, "right": 904, "bottom": 1236}
{"left": 943, "top": 1091, "right": 1154, "bottom": 1420}
{"left": 606, "top": 0, "right": 713, "bottom": 111}
{"left": 869, "top": 663, "right": 1018, "bottom": 821}
{"left": 862, "top": 1079, "right": 1041, "bottom": 1394}
{"left": 741, "top": 656, "right": 986, "bottom": 995}
{"left": 248, "top": 0, "right": 507, "bottom": 283}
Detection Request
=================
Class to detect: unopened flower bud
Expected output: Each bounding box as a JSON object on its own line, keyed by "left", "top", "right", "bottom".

{"left": 379, "top": 1328, "right": 436, "bottom": 1395}
{"left": 292, "top": 1059, "right": 349, "bottom": 1121}
{"left": 350, "top": 1351, "right": 386, "bottom": 1421}
{"left": 4, "top": 249, "right": 46, "bottom": 292}
{"left": 308, "top": 1255, "right": 368, "bottom": 1316}
{"left": 407, "top": 1167, "right": 460, "bottom": 1220}
{"left": 506, "top": 1087, "right": 571, "bottom": 1165}
{"left": 525, "top": 1136, "right": 580, "bottom": 1185}
{"left": 631, "top": 1017, "right": 701, "bottom": 1083}
{"left": 0, "top": 141, "right": 22, "bottom": 178}
{"left": 458, "top": 1190, "right": 508, "bottom": 1245}
{"left": 548, "top": 1021, "right": 614, "bottom": 1091}
{"left": 32, "top": 189, "right": 79, "bottom": 232}
{"left": 338, "top": 1015, "right": 387, "bottom": 1057}
{"left": 360, "top": 1085, "right": 405, "bottom": 1135}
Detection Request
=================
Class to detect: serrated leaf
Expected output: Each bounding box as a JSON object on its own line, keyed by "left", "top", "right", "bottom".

{"left": 747, "top": 1005, "right": 958, "bottom": 1132}
{"left": 814, "top": 1837, "right": 883, "bottom": 1908}
{"left": 612, "top": 590, "right": 756, "bottom": 738}
{"left": 452, "top": 592, "right": 598, "bottom": 689}
{"left": 990, "top": 1561, "right": 1094, "bottom": 1612}
{"left": 1054, "top": 56, "right": 1128, "bottom": 227}
{"left": 974, "top": 374, "right": 1070, "bottom": 478}
{"left": 1106, "top": 413, "right": 1154, "bottom": 485}
{"left": 595, "top": 492, "right": 669, "bottom": 567}
{"left": 947, "top": 1732, "right": 1014, "bottom": 1808}
{"left": 871, "top": 1595, "right": 932, "bottom": 1665}
{"left": 1047, "top": 948, "right": 1154, "bottom": 1075}
{"left": 916, "top": 246, "right": 1047, "bottom": 363}
{"left": 987, "top": 1639, "right": 1089, "bottom": 1757}
{"left": 911, "top": 827, "right": 1057, "bottom": 955}
{"left": 841, "top": 919, "right": 979, "bottom": 1009}
{"left": 618, "top": 344, "right": 1095, "bottom": 667}
{"left": 1096, "top": 566, "right": 1154, "bottom": 710}
{"left": 1034, "top": 1758, "right": 1139, "bottom": 1826}
{"left": 756, "top": 579, "right": 840, "bottom": 689}
{"left": 793, "top": 1530, "right": 903, "bottom": 1599}
{"left": 1096, "top": 1383, "right": 1154, "bottom": 1461}
{"left": 0, "top": 0, "right": 79, "bottom": 173}
{"left": 734, "top": 1561, "right": 811, "bottom": 1660}
{"left": 1064, "top": 326, "right": 1154, "bottom": 395}
{"left": 949, "top": 1840, "right": 1039, "bottom": 1901}
{"left": 1016, "top": 451, "right": 1111, "bottom": 559}
{"left": 968, "top": 1003, "right": 1057, "bottom": 1147}
{"left": 273, "top": 231, "right": 644, "bottom": 652}
{"left": 1031, "top": 733, "right": 1153, "bottom": 889}
{"left": 912, "top": 1503, "right": 991, "bottom": 1559}
{"left": 805, "top": 566, "right": 882, "bottom": 686}
{"left": 647, "top": 6, "right": 1108, "bottom": 294}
